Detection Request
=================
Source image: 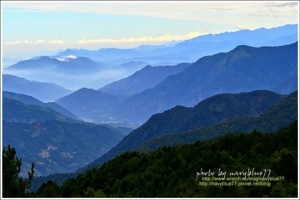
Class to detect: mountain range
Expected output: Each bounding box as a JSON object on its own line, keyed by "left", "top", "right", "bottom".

{"left": 99, "top": 63, "right": 191, "bottom": 95}
{"left": 6, "top": 56, "right": 104, "bottom": 74}
{"left": 57, "top": 24, "right": 298, "bottom": 65}
{"left": 2, "top": 119, "right": 125, "bottom": 177}
{"left": 107, "top": 42, "right": 298, "bottom": 124}
{"left": 79, "top": 90, "right": 296, "bottom": 172}
{"left": 55, "top": 63, "right": 192, "bottom": 123}
{"left": 3, "top": 55, "right": 148, "bottom": 90}
{"left": 3, "top": 24, "right": 297, "bottom": 90}
{"left": 28, "top": 89, "right": 298, "bottom": 189}
{"left": 55, "top": 42, "right": 298, "bottom": 125}
{"left": 3, "top": 98, "right": 79, "bottom": 124}
{"left": 2, "top": 95, "right": 129, "bottom": 177}
{"left": 134, "top": 90, "right": 298, "bottom": 153}
{"left": 3, "top": 91, "right": 79, "bottom": 120}
{"left": 2, "top": 23, "right": 298, "bottom": 193}
{"left": 2, "top": 74, "right": 73, "bottom": 102}
{"left": 55, "top": 88, "right": 122, "bottom": 122}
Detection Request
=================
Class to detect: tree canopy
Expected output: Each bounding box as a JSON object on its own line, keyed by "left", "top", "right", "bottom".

{"left": 2, "top": 145, "right": 34, "bottom": 197}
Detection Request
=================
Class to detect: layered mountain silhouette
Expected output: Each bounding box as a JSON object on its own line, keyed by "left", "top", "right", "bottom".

{"left": 6, "top": 56, "right": 104, "bottom": 74}
{"left": 55, "top": 88, "right": 122, "bottom": 121}
{"left": 56, "top": 63, "right": 191, "bottom": 122}
{"left": 135, "top": 90, "right": 298, "bottom": 153}
{"left": 56, "top": 42, "right": 297, "bottom": 125}
{"left": 3, "top": 91, "right": 79, "bottom": 120}
{"left": 3, "top": 98, "right": 79, "bottom": 124}
{"left": 118, "top": 90, "right": 286, "bottom": 149}
{"left": 2, "top": 95, "right": 126, "bottom": 177}
{"left": 166, "top": 24, "right": 297, "bottom": 61}
{"left": 57, "top": 24, "right": 297, "bottom": 66}
{"left": 99, "top": 63, "right": 191, "bottom": 95}
{"left": 2, "top": 24, "right": 298, "bottom": 190}
{"left": 57, "top": 48, "right": 143, "bottom": 62}
{"left": 2, "top": 74, "right": 73, "bottom": 102}
{"left": 77, "top": 90, "right": 297, "bottom": 172}
{"left": 28, "top": 91, "right": 298, "bottom": 188}
{"left": 3, "top": 24, "right": 297, "bottom": 90}
{"left": 107, "top": 42, "right": 298, "bottom": 124}
{"left": 3, "top": 55, "right": 148, "bottom": 90}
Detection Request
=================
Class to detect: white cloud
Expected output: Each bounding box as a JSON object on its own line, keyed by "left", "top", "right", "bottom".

{"left": 56, "top": 55, "right": 77, "bottom": 61}
{"left": 48, "top": 40, "right": 64, "bottom": 44}
{"left": 77, "top": 31, "right": 201, "bottom": 44}
{"left": 5, "top": 39, "right": 64, "bottom": 45}
{"left": 262, "top": 2, "right": 299, "bottom": 8}
{"left": 26, "top": 40, "right": 45, "bottom": 44}
{"left": 5, "top": 40, "right": 23, "bottom": 45}
{"left": 2, "top": 1, "right": 298, "bottom": 38}
{"left": 5, "top": 40, "right": 45, "bottom": 45}
{"left": 204, "top": 7, "right": 234, "bottom": 12}
{"left": 3, "top": 1, "right": 297, "bottom": 22}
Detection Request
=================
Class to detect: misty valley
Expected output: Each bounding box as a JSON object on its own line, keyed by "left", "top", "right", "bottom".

{"left": 2, "top": 24, "right": 298, "bottom": 198}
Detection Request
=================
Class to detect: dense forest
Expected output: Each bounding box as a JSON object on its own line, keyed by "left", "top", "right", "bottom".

{"left": 3, "top": 121, "right": 298, "bottom": 197}
{"left": 75, "top": 90, "right": 297, "bottom": 173}
{"left": 135, "top": 90, "right": 297, "bottom": 153}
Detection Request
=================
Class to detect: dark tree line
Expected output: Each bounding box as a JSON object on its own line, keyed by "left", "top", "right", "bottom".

{"left": 2, "top": 121, "right": 298, "bottom": 197}
{"left": 2, "top": 145, "right": 34, "bottom": 197}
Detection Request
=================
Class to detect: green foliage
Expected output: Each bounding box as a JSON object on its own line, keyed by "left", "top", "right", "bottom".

{"left": 35, "top": 180, "right": 60, "bottom": 197}
{"left": 83, "top": 187, "right": 106, "bottom": 197}
{"left": 34, "top": 121, "right": 298, "bottom": 197}
{"left": 133, "top": 90, "right": 286, "bottom": 150}
{"left": 135, "top": 90, "right": 297, "bottom": 153}
{"left": 2, "top": 145, "right": 34, "bottom": 197}
{"left": 82, "top": 90, "right": 291, "bottom": 172}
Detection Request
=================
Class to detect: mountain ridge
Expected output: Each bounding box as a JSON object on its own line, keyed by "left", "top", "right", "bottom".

{"left": 55, "top": 88, "right": 121, "bottom": 122}
{"left": 76, "top": 91, "right": 297, "bottom": 172}
{"left": 53, "top": 42, "right": 298, "bottom": 125}
{"left": 3, "top": 91, "right": 79, "bottom": 120}
{"left": 135, "top": 90, "right": 298, "bottom": 153}
{"left": 3, "top": 98, "right": 80, "bottom": 124}
{"left": 3, "top": 74, "right": 73, "bottom": 102}
{"left": 107, "top": 42, "right": 298, "bottom": 124}
{"left": 99, "top": 63, "right": 191, "bottom": 95}
{"left": 3, "top": 119, "right": 125, "bottom": 177}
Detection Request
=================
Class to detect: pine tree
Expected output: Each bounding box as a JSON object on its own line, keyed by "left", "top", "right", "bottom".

{"left": 2, "top": 145, "right": 34, "bottom": 197}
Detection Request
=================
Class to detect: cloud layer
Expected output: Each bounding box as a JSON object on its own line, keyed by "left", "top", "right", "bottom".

{"left": 5, "top": 40, "right": 64, "bottom": 45}
{"left": 77, "top": 31, "right": 201, "bottom": 44}
{"left": 5, "top": 31, "right": 201, "bottom": 46}
{"left": 2, "top": 1, "right": 298, "bottom": 23}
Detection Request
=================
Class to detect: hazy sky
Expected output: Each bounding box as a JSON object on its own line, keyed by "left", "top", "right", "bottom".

{"left": 1, "top": 1, "right": 299, "bottom": 58}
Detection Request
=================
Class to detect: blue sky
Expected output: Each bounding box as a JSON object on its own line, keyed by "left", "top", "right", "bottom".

{"left": 1, "top": 1, "right": 299, "bottom": 58}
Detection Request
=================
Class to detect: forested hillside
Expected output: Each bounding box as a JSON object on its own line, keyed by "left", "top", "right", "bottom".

{"left": 135, "top": 90, "right": 298, "bottom": 152}
{"left": 30, "top": 121, "right": 298, "bottom": 197}
{"left": 80, "top": 90, "right": 295, "bottom": 172}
